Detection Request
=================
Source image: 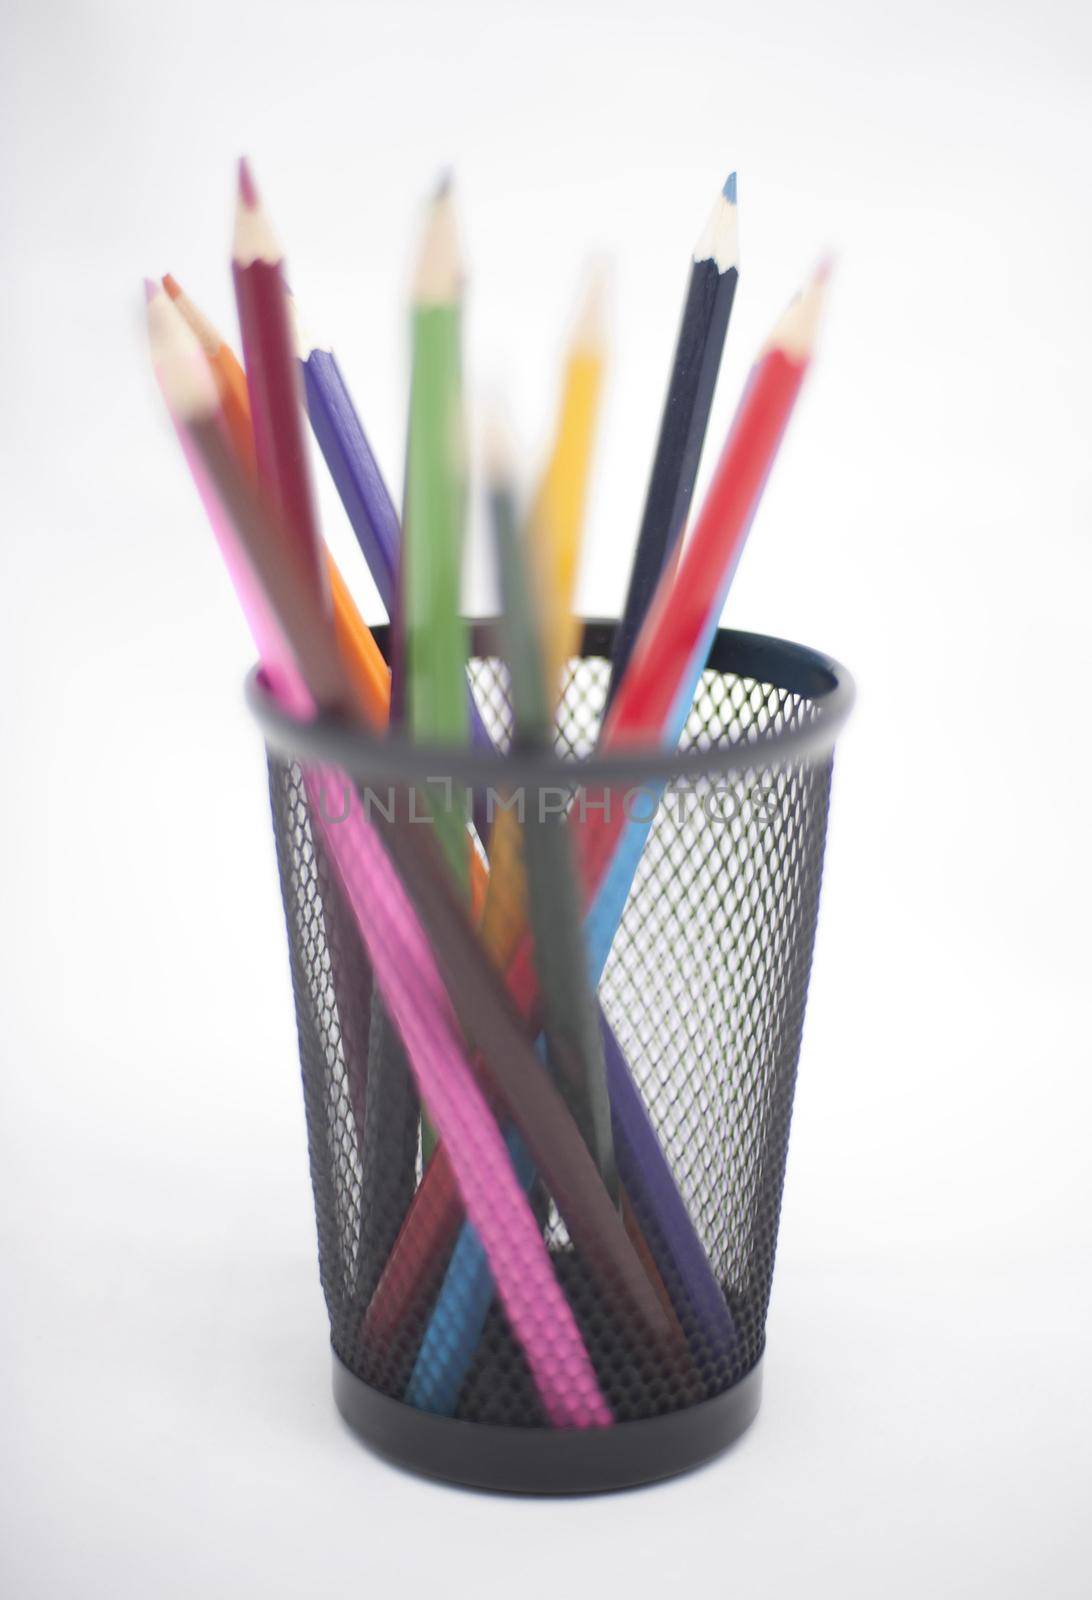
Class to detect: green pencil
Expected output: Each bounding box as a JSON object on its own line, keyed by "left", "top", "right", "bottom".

{"left": 405, "top": 175, "right": 470, "bottom": 893}
{"left": 404, "top": 176, "right": 469, "bottom": 1164}
{"left": 486, "top": 417, "right": 619, "bottom": 1203}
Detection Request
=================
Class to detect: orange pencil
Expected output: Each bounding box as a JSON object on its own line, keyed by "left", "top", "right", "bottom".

{"left": 164, "top": 274, "right": 483, "bottom": 914}
{"left": 163, "top": 273, "right": 254, "bottom": 479}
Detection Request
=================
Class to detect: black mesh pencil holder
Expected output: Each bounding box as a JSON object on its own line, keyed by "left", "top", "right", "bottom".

{"left": 248, "top": 620, "right": 854, "bottom": 1493}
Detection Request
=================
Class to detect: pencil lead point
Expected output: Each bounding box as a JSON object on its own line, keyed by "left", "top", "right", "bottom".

{"left": 142, "top": 277, "right": 159, "bottom": 305}
{"left": 238, "top": 156, "right": 258, "bottom": 208}
{"left": 162, "top": 273, "right": 181, "bottom": 300}
{"left": 693, "top": 178, "right": 740, "bottom": 271}
{"left": 433, "top": 167, "right": 454, "bottom": 201}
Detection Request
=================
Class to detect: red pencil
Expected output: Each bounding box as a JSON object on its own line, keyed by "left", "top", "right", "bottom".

{"left": 232, "top": 157, "right": 330, "bottom": 617}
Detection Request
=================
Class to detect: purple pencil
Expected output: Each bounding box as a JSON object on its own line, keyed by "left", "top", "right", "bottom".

{"left": 289, "top": 300, "right": 495, "bottom": 757}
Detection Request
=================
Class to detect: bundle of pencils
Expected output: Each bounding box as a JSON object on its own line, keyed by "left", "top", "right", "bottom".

{"left": 147, "top": 159, "right": 827, "bottom": 1430}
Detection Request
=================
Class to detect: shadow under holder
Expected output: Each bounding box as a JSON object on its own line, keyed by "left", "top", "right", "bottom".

{"left": 248, "top": 620, "right": 854, "bottom": 1494}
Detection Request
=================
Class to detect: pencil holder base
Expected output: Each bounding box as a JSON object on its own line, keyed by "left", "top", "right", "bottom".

{"left": 332, "top": 1353, "right": 763, "bottom": 1494}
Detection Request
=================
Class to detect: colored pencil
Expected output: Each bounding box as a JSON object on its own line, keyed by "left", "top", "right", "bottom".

{"left": 404, "top": 176, "right": 470, "bottom": 894}
{"left": 478, "top": 272, "right": 606, "bottom": 967}
{"left": 529, "top": 266, "right": 607, "bottom": 696}
{"left": 488, "top": 417, "right": 617, "bottom": 1196}
{"left": 231, "top": 158, "right": 329, "bottom": 619}
{"left": 148, "top": 289, "right": 611, "bottom": 1428}
{"left": 290, "top": 304, "right": 400, "bottom": 618}
{"left": 401, "top": 177, "right": 470, "bottom": 1168}
{"left": 606, "top": 174, "right": 740, "bottom": 708}
{"left": 163, "top": 273, "right": 255, "bottom": 477}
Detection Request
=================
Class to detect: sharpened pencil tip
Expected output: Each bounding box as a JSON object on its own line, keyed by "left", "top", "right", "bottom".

{"left": 433, "top": 167, "right": 454, "bottom": 201}
{"left": 571, "top": 259, "right": 610, "bottom": 352}
{"left": 693, "top": 178, "right": 740, "bottom": 272}
{"left": 412, "top": 180, "right": 462, "bottom": 305}
{"left": 481, "top": 403, "right": 517, "bottom": 490}
{"left": 160, "top": 273, "right": 225, "bottom": 356}
{"left": 143, "top": 277, "right": 159, "bottom": 305}
{"left": 238, "top": 156, "right": 258, "bottom": 208}
{"left": 232, "top": 161, "right": 281, "bottom": 266}
{"left": 767, "top": 265, "right": 829, "bottom": 363}
{"left": 146, "top": 289, "right": 220, "bottom": 420}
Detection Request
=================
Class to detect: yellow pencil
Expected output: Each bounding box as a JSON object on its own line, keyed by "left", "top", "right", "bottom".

{"left": 530, "top": 265, "right": 607, "bottom": 696}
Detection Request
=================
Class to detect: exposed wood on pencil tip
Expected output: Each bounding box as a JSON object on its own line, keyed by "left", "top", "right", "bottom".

{"left": 767, "top": 263, "right": 830, "bottom": 362}
{"left": 160, "top": 272, "right": 224, "bottom": 356}
{"left": 481, "top": 404, "right": 517, "bottom": 490}
{"left": 232, "top": 157, "right": 282, "bottom": 267}
{"left": 284, "top": 290, "right": 316, "bottom": 360}
{"left": 146, "top": 285, "right": 220, "bottom": 420}
{"left": 412, "top": 178, "right": 463, "bottom": 305}
{"left": 571, "top": 259, "right": 610, "bottom": 352}
{"left": 693, "top": 177, "right": 740, "bottom": 272}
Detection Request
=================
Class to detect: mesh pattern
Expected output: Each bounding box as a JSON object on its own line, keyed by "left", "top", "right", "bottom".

{"left": 266, "top": 644, "right": 834, "bottom": 1428}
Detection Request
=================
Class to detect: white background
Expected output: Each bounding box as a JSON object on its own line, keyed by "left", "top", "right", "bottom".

{"left": 3, "top": 0, "right": 1091, "bottom": 1594}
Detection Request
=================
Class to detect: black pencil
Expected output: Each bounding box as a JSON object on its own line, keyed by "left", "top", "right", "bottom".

{"left": 605, "top": 173, "right": 740, "bottom": 708}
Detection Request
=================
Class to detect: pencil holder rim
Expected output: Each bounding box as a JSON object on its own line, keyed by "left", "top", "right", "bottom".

{"left": 246, "top": 620, "right": 855, "bottom": 784}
